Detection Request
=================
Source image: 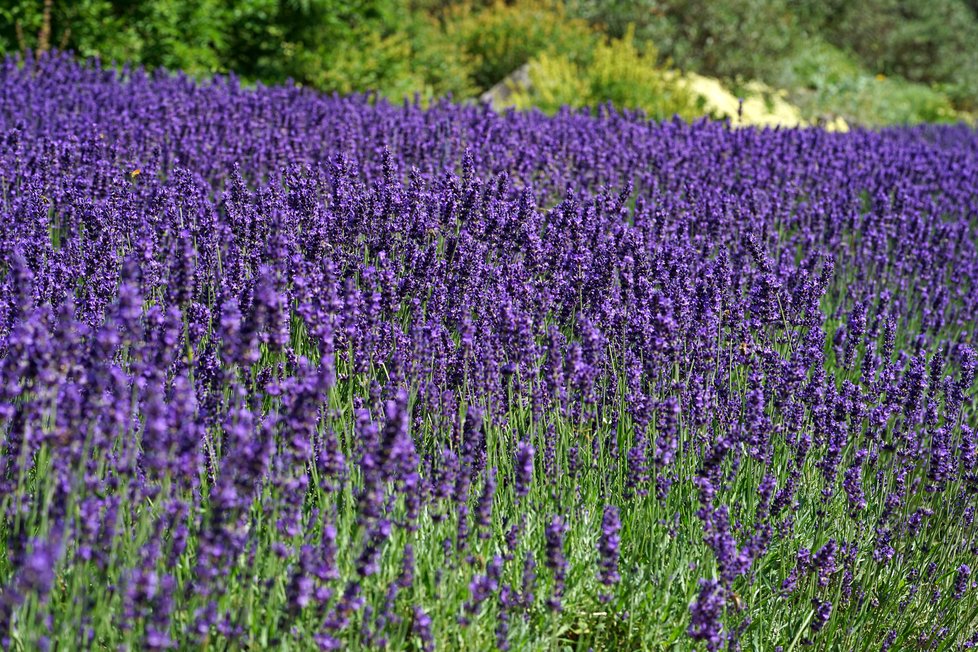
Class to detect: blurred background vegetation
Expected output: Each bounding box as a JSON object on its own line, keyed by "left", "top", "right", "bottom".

{"left": 1, "top": 0, "right": 976, "bottom": 126}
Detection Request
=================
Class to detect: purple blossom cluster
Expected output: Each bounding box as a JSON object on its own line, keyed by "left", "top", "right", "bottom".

{"left": 0, "top": 53, "right": 978, "bottom": 649}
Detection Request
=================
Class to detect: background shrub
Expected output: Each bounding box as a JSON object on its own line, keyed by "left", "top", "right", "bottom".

{"left": 815, "top": 0, "right": 978, "bottom": 110}
{"left": 565, "top": 0, "right": 799, "bottom": 81}
{"left": 441, "top": 0, "right": 596, "bottom": 91}
{"left": 564, "top": 0, "right": 977, "bottom": 121}
{"left": 507, "top": 27, "right": 699, "bottom": 120}
{"left": 772, "top": 36, "right": 961, "bottom": 125}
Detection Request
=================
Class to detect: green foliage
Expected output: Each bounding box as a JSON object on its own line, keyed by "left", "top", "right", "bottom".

{"left": 310, "top": 21, "right": 475, "bottom": 103}
{"left": 814, "top": 0, "right": 978, "bottom": 110}
{"left": 825, "top": 76, "right": 959, "bottom": 126}
{"left": 0, "top": 0, "right": 228, "bottom": 74}
{"left": 0, "top": 0, "right": 406, "bottom": 83}
{"left": 203, "top": 0, "right": 409, "bottom": 84}
{"left": 314, "top": 30, "right": 420, "bottom": 98}
{"left": 405, "top": 22, "right": 476, "bottom": 100}
{"left": 566, "top": 0, "right": 799, "bottom": 81}
{"left": 566, "top": 0, "right": 978, "bottom": 123}
{"left": 514, "top": 53, "right": 591, "bottom": 113}
{"left": 509, "top": 28, "right": 700, "bottom": 120}
{"left": 441, "top": 0, "right": 596, "bottom": 90}
{"left": 774, "top": 37, "right": 962, "bottom": 125}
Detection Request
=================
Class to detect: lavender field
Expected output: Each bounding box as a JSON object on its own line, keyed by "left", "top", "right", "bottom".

{"left": 2, "top": 53, "right": 978, "bottom": 650}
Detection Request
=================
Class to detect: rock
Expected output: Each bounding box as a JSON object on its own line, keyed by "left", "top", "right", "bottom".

{"left": 480, "top": 64, "right": 532, "bottom": 109}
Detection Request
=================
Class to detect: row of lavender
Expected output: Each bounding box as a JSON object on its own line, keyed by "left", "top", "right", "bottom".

{"left": 1, "top": 53, "right": 978, "bottom": 650}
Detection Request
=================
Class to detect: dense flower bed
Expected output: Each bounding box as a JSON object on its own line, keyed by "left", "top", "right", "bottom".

{"left": 1, "top": 53, "right": 978, "bottom": 650}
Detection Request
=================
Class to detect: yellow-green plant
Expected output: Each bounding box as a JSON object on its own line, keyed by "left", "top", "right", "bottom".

{"left": 316, "top": 30, "right": 422, "bottom": 100}
{"left": 586, "top": 26, "right": 699, "bottom": 119}
{"left": 313, "top": 15, "right": 477, "bottom": 104}
{"left": 442, "top": 0, "right": 597, "bottom": 90}
{"left": 509, "top": 52, "right": 590, "bottom": 112}
{"left": 509, "top": 26, "right": 700, "bottom": 120}
{"left": 402, "top": 12, "right": 481, "bottom": 100}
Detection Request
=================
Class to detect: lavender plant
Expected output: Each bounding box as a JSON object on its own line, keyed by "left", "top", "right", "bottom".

{"left": 0, "top": 52, "right": 978, "bottom": 650}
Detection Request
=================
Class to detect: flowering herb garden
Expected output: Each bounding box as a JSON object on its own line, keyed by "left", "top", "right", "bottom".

{"left": 2, "top": 53, "right": 978, "bottom": 650}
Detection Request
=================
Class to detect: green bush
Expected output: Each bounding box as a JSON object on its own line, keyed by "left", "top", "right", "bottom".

{"left": 817, "top": 0, "right": 978, "bottom": 110}
{"left": 566, "top": 0, "right": 977, "bottom": 120}
{"left": 403, "top": 19, "right": 478, "bottom": 100}
{"left": 566, "top": 0, "right": 800, "bottom": 82}
{"left": 0, "top": 0, "right": 228, "bottom": 75}
{"left": 512, "top": 52, "right": 590, "bottom": 112}
{"left": 585, "top": 27, "right": 699, "bottom": 118}
{"left": 311, "top": 14, "right": 475, "bottom": 102}
{"left": 0, "top": 0, "right": 405, "bottom": 84}
{"left": 509, "top": 27, "right": 700, "bottom": 120}
{"left": 442, "top": 0, "right": 596, "bottom": 90}
{"left": 314, "top": 30, "right": 421, "bottom": 98}
{"left": 774, "top": 37, "right": 962, "bottom": 125}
